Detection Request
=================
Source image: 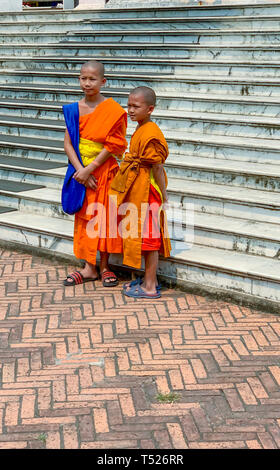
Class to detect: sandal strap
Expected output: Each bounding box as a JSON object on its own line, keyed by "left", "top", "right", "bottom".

{"left": 67, "top": 271, "right": 83, "bottom": 285}
{"left": 102, "top": 271, "right": 117, "bottom": 280}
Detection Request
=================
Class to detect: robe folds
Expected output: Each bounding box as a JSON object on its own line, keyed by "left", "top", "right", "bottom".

{"left": 64, "top": 98, "right": 127, "bottom": 265}
{"left": 109, "top": 121, "right": 171, "bottom": 269}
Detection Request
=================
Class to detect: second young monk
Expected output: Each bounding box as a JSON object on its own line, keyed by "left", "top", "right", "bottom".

{"left": 62, "top": 60, "right": 127, "bottom": 287}
{"left": 109, "top": 86, "right": 171, "bottom": 298}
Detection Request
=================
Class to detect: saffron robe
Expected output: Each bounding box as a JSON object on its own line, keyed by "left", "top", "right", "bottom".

{"left": 109, "top": 121, "right": 171, "bottom": 269}
{"left": 72, "top": 98, "right": 127, "bottom": 265}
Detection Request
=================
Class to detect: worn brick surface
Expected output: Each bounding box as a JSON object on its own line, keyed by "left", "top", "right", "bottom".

{"left": 0, "top": 249, "right": 280, "bottom": 449}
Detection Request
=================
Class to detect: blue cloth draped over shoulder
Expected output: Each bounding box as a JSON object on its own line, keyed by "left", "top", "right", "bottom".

{"left": 61, "top": 102, "right": 86, "bottom": 215}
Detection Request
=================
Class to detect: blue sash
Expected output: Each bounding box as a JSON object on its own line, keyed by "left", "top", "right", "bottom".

{"left": 61, "top": 102, "right": 86, "bottom": 215}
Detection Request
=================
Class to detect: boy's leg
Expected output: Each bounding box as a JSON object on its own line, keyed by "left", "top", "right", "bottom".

{"left": 140, "top": 250, "right": 159, "bottom": 295}
{"left": 100, "top": 252, "right": 119, "bottom": 286}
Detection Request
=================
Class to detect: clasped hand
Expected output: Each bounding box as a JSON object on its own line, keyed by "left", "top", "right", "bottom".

{"left": 74, "top": 167, "right": 97, "bottom": 190}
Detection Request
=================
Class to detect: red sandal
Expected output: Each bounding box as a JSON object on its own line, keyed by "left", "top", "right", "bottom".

{"left": 63, "top": 271, "right": 99, "bottom": 286}
{"left": 101, "top": 270, "right": 118, "bottom": 287}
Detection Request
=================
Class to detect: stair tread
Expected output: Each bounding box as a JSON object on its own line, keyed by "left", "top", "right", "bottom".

{"left": 2, "top": 71, "right": 280, "bottom": 84}
{"left": 1, "top": 129, "right": 280, "bottom": 153}
{"left": 1, "top": 92, "right": 280, "bottom": 106}
{"left": 167, "top": 155, "right": 280, "bottom": 177}
{"left": 0, "top": 176, "right": 279, "bottom": 207}
{"left": 2, "top": 152, "right": 280, "bottom": 179}
{"left": 0, "top": 180, "right": 45, "bottom": 192}
{"left": 193, "top": 212, "right": 280, "bottom": 241}
{"left": 4, "top": 42, "right": 280, "bottom": 49}
{"left": 2, "top": 109, "right": 280, "bottom": 126}
{"left": 168, "top": 178, "right": 280, "bottom": 205}
{"left": 3, "top": 28, "right": 280, "bottom": 36}
{"left": 0, "top": 154, "right": 66, "bottom": 171}
{"left": 0, "top": 209, "right": 279, "bottom": 282}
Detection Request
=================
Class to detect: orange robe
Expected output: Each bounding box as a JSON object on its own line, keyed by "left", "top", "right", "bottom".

{"left": 74, "top": 98, "right": 127, "bottom": 265}
{"left": 109, "top": 121, "right": 171, "bottom": 269}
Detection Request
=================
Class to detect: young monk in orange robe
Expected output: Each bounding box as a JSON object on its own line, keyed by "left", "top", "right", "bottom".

{"left": 109, "top": 86, "right": 171, "bottom": 298}
{"left": 63, "top": 60, "right": 127, "bottom": 287}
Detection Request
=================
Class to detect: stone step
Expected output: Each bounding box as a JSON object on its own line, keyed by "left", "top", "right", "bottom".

{"left": 2, "top": 143, "right": 280, "bottom": 194}
{"left": 4, "top": 3, "right": 280, "bottom": 20}
{"left": 2, "top": 55, "right": 280, "bottom": 79}
{"left": 0, "top": 209, "right": 280, "bottom": 304}
{"left": 2, "top": 29, "right": 280, "bottom": 45}
{"left": 63, "top": 29, "right": 280, "bottom": 46}
{"left": 2, "top": 69, "right": 280, "bottom": 98}
{"left": 165, "top": 155, "right": 280, "bottom": 192}
{"left": 0, "top": 174, "right": 279, "bottom": 225}
{"left": 1, "top": 14, "right": 280, "bottom": 33}
{"left": 1, "top": 84, "right": 280, "bottom": 119}
{"left": 1, "top": 123, "right": 280, "bottom": 165}
{"left": 186, "top": 212, "right": 280, "bottom": 259}
{"left": 0, "top": 154, "right": 66, "bottom": 189}
{"left": 2, "top": 111, "right": 280, "bottom": 150}
{"left": 0, "top": 43, "right": 280, "bottom": 62}
{"left": 1, "top": 92, "right": 280, "bottom": 119}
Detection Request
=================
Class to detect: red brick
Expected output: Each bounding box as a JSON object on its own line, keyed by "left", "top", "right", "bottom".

{"left": 168, "top": 369, "right": 184, "bottom": 390}
{"left": 236, "top": 383, "right": 258, "bottom": 405}
{"left": 93, "top": 408, "right": 109, "bottom": 433}
{"left": 154, "top": 430, "right": 173, "bottom": 449}
{"left": 63, "top": 424, "right": 79, "bottom": 449}
{"left": 119, "top": 393, "right": 136, "bottom": 417}
{"left": 46, "top": 431, "right": 61, "bottom": 449}
{"left": 167, "top": 422, "right": 188, "bottom": 448}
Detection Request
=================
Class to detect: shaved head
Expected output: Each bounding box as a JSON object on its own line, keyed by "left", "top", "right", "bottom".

{"left": 80, "top": 60, "right": 104, "bottom": 79}
{"left": 129, "top": 86, "right": 156, "bottom": 106}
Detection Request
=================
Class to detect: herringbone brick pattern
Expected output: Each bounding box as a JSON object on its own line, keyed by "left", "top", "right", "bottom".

{"left": 0, "top": 248, "right": 280, "bottom": 449}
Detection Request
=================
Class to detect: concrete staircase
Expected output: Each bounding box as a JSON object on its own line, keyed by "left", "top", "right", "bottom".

{"left": 0, "top": 2, "right": 280, "bottom": 309}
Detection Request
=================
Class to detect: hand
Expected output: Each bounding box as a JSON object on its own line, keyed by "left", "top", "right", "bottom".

{"left": 85, "top": 174, "right": 98, "bottom": 190}
{"left": 73, "top": 167, "right": 92, "bottom": 185}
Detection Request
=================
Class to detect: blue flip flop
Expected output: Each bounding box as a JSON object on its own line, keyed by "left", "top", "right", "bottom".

{"left": 124, "top": 283, "right": 161, "bottom": 299}
{"left": 123, "top": 277, "right": 162, "bottom": 293}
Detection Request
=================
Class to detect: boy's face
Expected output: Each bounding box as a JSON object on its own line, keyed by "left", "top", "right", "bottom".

{"left": 127, "top": 93, "right": 154, "bottom": 124}
{"left": 79, "top": 66, "right": 106, "bottom": 97}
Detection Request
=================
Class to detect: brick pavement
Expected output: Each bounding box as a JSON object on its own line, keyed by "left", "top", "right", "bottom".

{"left": 0, "top": 248, "right": 280, "bottom": 449}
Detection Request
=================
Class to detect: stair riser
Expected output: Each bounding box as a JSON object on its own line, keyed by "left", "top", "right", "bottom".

{"left": 1, "top": 187, "right": 279, "bottom": 225}
{"left": 0, "top": 45, "right": 279, "bottom": 61}
{"left": 0, "top": 224, "right": 73, "bottom": 256}
{"left": 5, "top": 5, "right": 280, "bottom": 20}
{"left": 1, "top": 129, "right": 279, "bottom": 166}
{"left": 192, "top": 228, "right": 280, "bottom": 259}
{"left": 167, "top": 192, "right": 280, "bottom": 225}
{"left": 1, "top": 97, "right": 280, "bottom": 119}
{"left": 62, "top": 32, "right": 280, "bottom": 46}
{"left": 0, "top": 168, "right": 65, "bottom": 190}
{"left": 0, "top": 145, "right": 65, "bottom": 163}
{"left": 3, "top": 59, "right": 280, "bottom": 79}
{"left": 0, "top": 67, "right": 280, "bottom": 95}
{"left": 1, "top": 18, "right": 280, "bottom": 33}
{"left": 158, "top": 255, "right": 280, "bottom": 303}
{"left": 0, "top": 214, "right": 279, "bottom": 261}
{"left": 165, "top": 165, "right": 280, "bottom": 192}
{"left": 3, "top": 117, "right": 280, "bottom": 144}
{"left": 3, "top": 32, "right": 280, "bottom": 46}
{"left": 0, "top": 124, "right": 64, "bottom": 141}
{"left": 2, "top": 161, "right": 279, "bottom": 196}
{"left": 0, "top": 192, "right": 69, "bottom": 220}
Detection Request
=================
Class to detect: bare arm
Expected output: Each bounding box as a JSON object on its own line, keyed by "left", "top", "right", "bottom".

{"left": 152, "top": 164, "right": 168, "bottom": 203}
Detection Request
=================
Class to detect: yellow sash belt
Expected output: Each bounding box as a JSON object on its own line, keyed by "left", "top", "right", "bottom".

{"left": 79, "top": 138, "right": 104, "bottom": 167}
